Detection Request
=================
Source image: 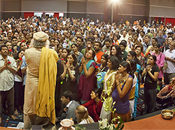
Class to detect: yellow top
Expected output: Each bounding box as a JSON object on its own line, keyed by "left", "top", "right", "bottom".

{"left": 102, "top": 70, "right": 116, "bottom": 112}
{"left": 35, "top": 47, "right": 58, "bottom": 124}
{"left": 129, "top": 86, "right": 135, "bottom": 100}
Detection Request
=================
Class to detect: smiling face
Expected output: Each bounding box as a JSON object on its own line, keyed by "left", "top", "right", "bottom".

{"left": 6, "top": 42, "right": 12, "bottom": 50}
{"left": 85, "top": 50, "right": 93, "bottom": 59}
{"left": 111, "top": 46, "right": 117, "bottom": 56}
{"left": 71, "top": 44, "right": 78, "bottom": 52}
{"left": 107, "top": 59, "right": 112, "bottom": 69}
{"left": 101, "top": 56, "right": 107, "bottom": 66}
{"left": 135, "top": 47, "right": 141, "bottom": 55}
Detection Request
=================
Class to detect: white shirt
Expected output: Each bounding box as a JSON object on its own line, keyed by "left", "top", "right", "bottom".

{"left": 164, "top": 49, "right": 175, "bottom": 73}
{"left": 79, "top": 116, "right": 94, "bottom": 124}
{"left": 0, "top": 55, "right": 17, "bottom": 91}
{"left": 66, "top": 101, "right": 73, "bottom": 108}
{"left": 14, "top": 74, "right": 22, "bottom": 82}
{"left": 119, "top": 35, "right": 128, "bottom": 43}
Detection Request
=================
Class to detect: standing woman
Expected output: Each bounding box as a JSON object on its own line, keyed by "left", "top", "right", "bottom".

{"left": 96, "top": 54, "right": 109, "bottom": 89}
{"left": 127, "top": 51, "right": 141, "bottom": 118}
{"left": 71, "top": 43, "right": 83, "bottom": 66}
{"left": 112, "top": 61, "right": 133, "bottom": 122}
{"left": 14, "top": 50, "right": 24, "bottom": 115}
{"left": 59, "top": 53, "right": 78, "bottom": 98}
{"left": 142, "top": 55, "right": 159, "bottom": 113}
{"left": 100, "top": 56, "right": 119, "bottom": 122}
{"left": 55, "top": 48, "right": 70, "bottom": 116}
{"left": 78, "top": 49, "right": 97, "bottom": 104}
{"left": 152, "top": 44, "right": 165, "bottom": 90}
{"left": 110, "top": 45, "right": 122, "bottom": 61}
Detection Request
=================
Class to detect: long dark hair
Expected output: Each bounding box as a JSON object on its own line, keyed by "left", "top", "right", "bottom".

{"left": 110, "top": 45, "right": 122, "bottom": 61}
{"left": 85, "top": 49, "right": 96, "bottom": 60}
{"left": 128, "top": 51, "right": 140, "bottom": 65}
{"left": 93, "top": 87, "right": 103, "bottom": 99}
{"left": 128, "top": 59, "right": 136, "bottom": 78}
{"left": 67, "top": 53, "right": 77, "bottom": 67}
{"left": 101, "top": 54, "right": 109, "bottom": 66}
{"left": 62, "top": 48, "right": 70, "bottom": 62}
{"left": 120, "top": 61, "right": 131, "bottom": 73}
{"left": 149, "top": 55, "right": 157, "bottom": 64}
{"left": 109, "top": 56, "right": 120, "bottom": 70}
{"left": 120, "top": 61, "right": 134, "bottom": 78}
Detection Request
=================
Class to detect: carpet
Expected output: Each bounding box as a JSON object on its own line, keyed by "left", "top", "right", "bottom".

{"left": 2, "top": 113, "right": 23, "bottom": 128}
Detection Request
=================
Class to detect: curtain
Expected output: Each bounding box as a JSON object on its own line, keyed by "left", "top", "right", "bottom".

{"left": 24, "top": 12, "right": 34, "bottom": 19}
{"left": 54, "top": 13, "right": 59, "bottom": 19}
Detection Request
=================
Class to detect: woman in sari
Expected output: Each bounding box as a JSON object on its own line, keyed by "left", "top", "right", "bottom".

{"left": 78, "top": 49, "right": 97, "bottom": 104}
{"left": 100, "top": 56, "right": 119, "bottom": 122}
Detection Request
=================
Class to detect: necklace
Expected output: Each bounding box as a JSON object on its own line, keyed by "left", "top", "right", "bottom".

{"left": 119, "top": 74, "right": 129, "bottom": 84}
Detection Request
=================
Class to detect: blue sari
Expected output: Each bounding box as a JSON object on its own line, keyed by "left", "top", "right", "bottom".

{"left": 133, "top": 64, "right": 141, "bottom": 118}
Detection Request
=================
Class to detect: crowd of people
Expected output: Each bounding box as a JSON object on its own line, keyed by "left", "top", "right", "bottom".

{"left": 0, "top": 15, "right": 175, "bottom": 129}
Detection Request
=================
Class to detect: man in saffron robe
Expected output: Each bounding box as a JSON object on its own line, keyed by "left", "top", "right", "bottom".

{"left": 23, "top": 32, "right": 58, "bottom": 129}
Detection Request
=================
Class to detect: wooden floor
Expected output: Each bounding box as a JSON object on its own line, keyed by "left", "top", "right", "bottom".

{"left": 124, "top": 114, "right": 175, "bottom": 130}
{"left": 0, "top": 127, "right": 22, "bottom": 130}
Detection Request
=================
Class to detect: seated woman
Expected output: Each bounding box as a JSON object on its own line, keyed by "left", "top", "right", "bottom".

{"left": 82, "top": 88, "right": 103, "bottom": 122}
{"left": 75, "top": 105, "right": 94, "bottom": 124}
{"left": 157, "top": 77, "right": 175, "bottom": 106}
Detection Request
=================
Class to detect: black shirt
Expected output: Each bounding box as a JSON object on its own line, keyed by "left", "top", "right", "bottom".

{"left": 145, "top": 64, "right": 160, "bottom": 89}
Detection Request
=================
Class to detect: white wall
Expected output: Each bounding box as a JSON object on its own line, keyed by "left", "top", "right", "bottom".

{"left": 150, "top": 0, "right": 175, "bottom": 18}
{"left": 21, "top": 0, "right": 67, "bottom": 12}
{"left": 3, "top": 0, "right": 21, "bottom": 11}
{"left": 86, "top": 1, "right": 104, "bottom": 14}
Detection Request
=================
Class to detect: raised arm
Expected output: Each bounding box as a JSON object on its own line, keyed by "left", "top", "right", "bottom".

{"left": 117, "top": 77, "right": 133, "bottom": 99}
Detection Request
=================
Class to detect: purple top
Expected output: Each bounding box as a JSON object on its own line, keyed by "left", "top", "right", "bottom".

{"left": 112, "top": 75, "right": 132, "bottom": 114}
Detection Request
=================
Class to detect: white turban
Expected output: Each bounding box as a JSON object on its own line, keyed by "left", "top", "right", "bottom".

{"left": 33, "top": 31, "right": 49, "bottom": 42}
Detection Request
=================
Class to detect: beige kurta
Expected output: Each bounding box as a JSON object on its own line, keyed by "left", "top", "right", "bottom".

{"left": 24, "top": 48, "right": 41, "bottom": 115}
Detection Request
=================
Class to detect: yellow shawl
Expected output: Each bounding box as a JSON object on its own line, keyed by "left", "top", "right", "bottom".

{"left": 35, "top": 47, "right": 58, "bottom": 124}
